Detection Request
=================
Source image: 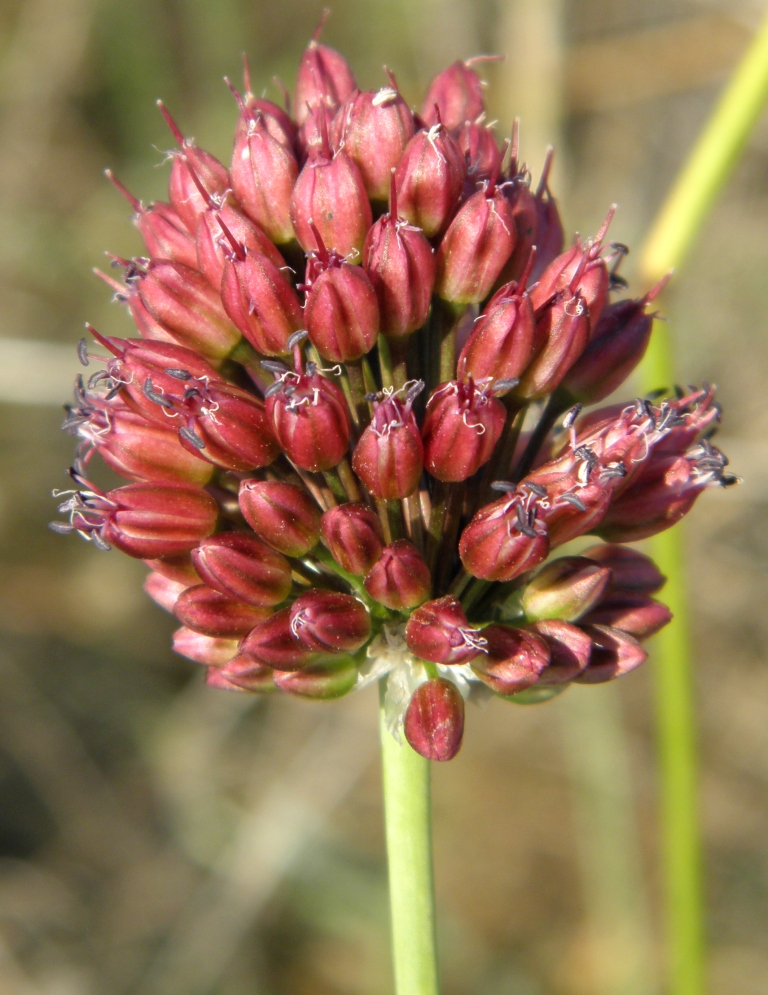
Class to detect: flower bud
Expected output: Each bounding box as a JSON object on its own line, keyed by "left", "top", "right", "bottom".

{"left": 393, "top": 124, "right": 466, "bottom": 238}
{"left": 582, "top": 544, "right": 665, "bottom": 595}
{"left": 290, "top": 134, "right": 372, "bottom": 258}
{"left": 435, "top": 183, "right": 516, "bottom": 305}
{"left": 582, "top": 593, "right": 672, "bottom": 640}
{"left": 332, "top": 84, "right": 415, "bottom": 200}
{"left": 143, "top": 571, "right": 190, "bottom": 612}
{"left": 363, "top": 180, "right": 436, "bottom": 338}
{"left": 205, "top": 668, "right": 249, "bottom": 691}
{"left": 138, "top": 260, "right": 241, "bottom": 361}
{"left": 240, "top": 607, "right": 317, "bottom": 670}
{"left": 304, "top": 257, "right": 379, "bottom": 361}
{"left": 421, "top": 60, "right": 485, "bottom": 132}
{"left": 404, "top": 678, "right": 465, "bottom": 761}
{"left": 496, "top": 158, "right": 537, "bottom": 284}
{"left": 192, "top": 532, "right": 292, "bottom": 607}
{"left": 530, "top": 150, "right": 564, "bottom": 280}
{"left": 144, "top": 553, "right": 199, "bottom": 584}
{"left": 364, "top": 540, "right": 431, "bottom": 611}
{"left": 172, "top": 626, "right": 239, "bottom": 666}
{"left": 528, "top": 619, "right": 592, "bottom": 685}
{"left": 576, "top": 624, "right": 647, "bottom": 684}
{"left": 273, "top": 655, "right": 358, "bottom": 699}
{"left": 221, "top": 246, "right": 303, "bottom": 357}
{"left": 105, "top": 173, "right": 199, "bottom": 269}
{"left": 458, "top": 491, "right": 549, "bottom": 582}
{"left": 196, "top": 203, "right": 285, "bottom": 288}
{"left": 457, "top": 119, "right": 503, "bottom": 190}
{"left": 521, "top": 556, "right": 612, "bottom": 622}
{"left": 320, "top": 503, "right": 384, "bottom": 575}
{"left": 230, "top": 115, "right": 298, "bottom": 244}
{"left": 289, "top": 590, "right": 371, "bottom": 653}
{"left": 216, "top": 654, "right": 278, "bottom": 693}
{"left": 405, "top": 596, "right": 486, "bottom": 665}
{"left": 174, "top": 584, "right": 270, "bottom": 638}
{"left": 352, "top": 390, "right": 424, "bottom": 499}
{"left": 266, "top": 367, "right": 350, "bottom": 472}
{"left": 470, "top": 625, "right": 550, "bottom": 696}
{"left": 294, "top": 31, "right": 356, "bottom": 125}
{"left": 239, "top": 480, "right": 321, "bottom": 556}
{"left": 422, "top": 378, "right": 506, "bottom": 482}
{"left": 457, "top": 282, "right": 535, "bottom": 382}
{"left": 515, "top": 291, "right": 590, "bottom": 401}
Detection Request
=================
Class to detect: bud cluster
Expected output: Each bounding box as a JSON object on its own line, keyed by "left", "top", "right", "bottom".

{"left": 51, "top": 26, "right": 735, "bottom": 761}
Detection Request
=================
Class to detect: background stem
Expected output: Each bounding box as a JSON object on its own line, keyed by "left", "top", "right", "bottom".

{"left": 379, "top": 686, "right": 440, "bottom": 995}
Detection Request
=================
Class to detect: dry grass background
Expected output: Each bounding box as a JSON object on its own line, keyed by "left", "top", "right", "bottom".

{"left": 0, "top": 1, "right": 766, "bottom": 993}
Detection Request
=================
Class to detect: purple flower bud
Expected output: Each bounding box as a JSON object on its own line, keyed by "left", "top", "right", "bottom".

{"left": 470, "top": 625, "right": 550, "bottom": 696}
{"left": 528, "top": 619, "right": 592, "bottom": 685}
{"left": 458, "top": 491, "right": 549, "bottom": 582}
{"left": 106, "top": 174, "right": 200, "bottom": 269}
{"left": 404, "top": 678, "right": 465, "bottom": 761}
{"left": 529, "top": 150, "right": 564, "bottom": 281}
{"left": 216, "top": 653, "right": 278, "bottom": 693}
{"left": 205, "top": 668, "right": 249, "bottom": 691}
{"left": 320, "top": 503, "right": 384, "bottom": 575}
{"left": 582, "top": 544, "right": 665, "bottom": 595}
{"left": 576, "top": 624, "right": 648, "bottom": 684}
{"left": 172, "top": 626, "right": 239, "bottom": 666}
{"left": 239, "top": 480, "right": 321, "bottom": 557}
{"left": 364, "top": 540, "right": 431, "bottom": 611}
{"left": 294, "top": 24, "right": 356, "bottom": 125}
{"left": 457, "top": 119, "right": 503, "bottom": 190}
{"left": 331, "top": 81, "right": 415, "bottom": 201}
{"left": 174, "top": 584, "right": 271, "bottom": 638}
{"left": 521, "top": 556, "right": 612, "bottom": 622}
{"left": 422, "top": 378, "right": 506, "bottom": 482}
{"left": 582, "top": 592, "right": 672, "bottom": 640}
{"left": 496, "top": 142, "right": 538, "bottom": 284}
{"left": 196, "top": 203, "right": 285, "bottom": 288}
{"left": 143, "top": 571, "right": 191, "bottom": 612}
{"left": 393, "top": 124, "right": 466, "bottom": 238}
{"left": 191, "top": 532, "right": 293, "bottom": 607}
{"left": 144, "top": 553, "right": 200, "bottom": 585}
{"left": 516, "top": 291, "right": 591, "bottom": 401}
{"left": 363, "top": 175, "right": 436, "bottom": 339}
{"left": 457, "top": 281, "right": 535, "bottom": 382}
{"left": 405, "top": 596, "right": 487, "bottom": 665}
{"left": 421, "top": 60, "right": 486, "bottom": 132}
{"left": 230, "top": 113, "right": 298, "bottom": 244}
{"left": 435, "top": 182, "right": 516, "bottom": 305}
{"left": 240, "top": 607, "right": 317, "bottom": 670}
{"left": 304, "top": 251, "right": 379, "bottom": 361}
{"left": 352, "top": 391, "right": 424, "bottom": 499}
{"left": 231, "top": 72, "right": 297, "bottom": 151}
{"left": 273, "top": 655, "right": 358, "bottom": 699}
{"left": 289, "top": 590, "right": 371, "bottom": 653}
{"left": 266, "top": 365, "right": 350, "bottom": 473}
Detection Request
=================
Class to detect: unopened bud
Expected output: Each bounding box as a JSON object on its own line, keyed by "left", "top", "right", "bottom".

{"left": 521, "top": 556, "right": 611, "bottom": 622}
{"left": 459, "top": 492, "right": 549, "bottom": 582}
{"left": 273, "top": 655, "right": 358, "bottom": 699}
{"left": 393, "top": 124, "right": 466, "bottom": 238}
{"left": 582, "top": 544, "right": 665, "bottom": 595}
{"left": 421, "top": 60, "right": 485, "bottom": 132}
{"left": 192, "top": 532, "right": 292, "bottom": 607}
{"left": 289, "top": 590, "right": 371, "bottom": 653}
{"left": 240, "top": 606, "right": 316, "bottom": 670}
{"left": 294, "top": 30, "right": 356, "bottom": 125}
{"left": 457, "top": 281, "right": 535, "bottom": 382}
{"left": 230, "top": 115, "right": 298, "bottom": 244}
{"left": 320, "top": 502, "right": 384, "bottom": 575}
{"left": 515, "top": 291, "right": 590, "bottom": 401}
{"left": 576, "top": 624, "right": 647, "bottom": 684}
{"left": 173, "top": 584, "right": 270, "bottom": 638}
{"left": 304, "top": 257, "right": 379, "bottom": 361}
{"left": 239, "top": 480, "right": 321, "bottom": 556}
{"left": 216, "top": 654, "right": 277, "bottom": 693}
{"left": 457, "top": 119, "right": 503, "bottom": 190}
{"left": 470, "top": 624, "right": 550, "bottom": 696}
{"left": 582, "top": 593, "right": 672, "bottom": 640}
{"left": 528, "top": 618, "right": 592, "bottom": 685}
{"left": 405, "top": 596, "right": 486, "bottom": 665}
{"left": 168, "top": 146, "right": 231, "bottom": 233}
{"left": 172, "top": 626, "right": 239, "bottom": 666}
{"left": 352, "top": 391, "right": 424, "bottom": 499}
{"left": 266, "top": 368, "right": 350, "bottom": 472}
{"left": 404, "top": 678, "right": 465, "bottom": 761}
{"left": 143, "top": 571, "right": 191, "bottom": 612}
{"left": 196, "top": 204, "right": 285, "bottom": 288}
{"left": 422, "top": 378, "right": 506, "bottom": 482}
{"left": 364, "top": 540, "right": 431, "bottom": 611}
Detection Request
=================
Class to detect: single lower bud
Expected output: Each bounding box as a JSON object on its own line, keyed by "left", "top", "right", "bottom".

{"left": 173, "top": 584, "right": 271, "bottom": 638}
{"left": 273, "top": 656, "right": 358, "bottom": 699}
{"left": 205, "top": 668, "right": 248, "bottom": 692}
{"left": 582, "top": 543, "right": 665, "bottom": 595}
{"left": 294, "top": 37, "right": 356, "bottom": 125}
{"left": 364, "top": 540, "right": 431, "bottom": 611}
{"left": 221, "top": 250, "right": 303, "bottom": 357}
{"left": 422, "top": 378, "right": 506, "bottom": 482}
{"left": 143, "top": 571, "right": 191, "bottom": 613}
{"left": 576, "top": 624, "right": 648, "bottom": 684}
{"left": 521, "top": 556, "right": 612, "bottom": 622}
{"left": 527, "top": 619, "right": 592, "bottom": 686}
{"left": 404, "top": 678, "right": 465, "bottom": 761}
{"left": 289, "top": 590, "right": 371, "bottom": 653}
{"left": 304, "top": 262, "right": 380, "bottom": 362}
{"left": 196, "top": 204, "right": 285, "bottom": 288}
{"left": 240, "top": 607, "right": 317, "bottom": 670}
{"left": 393, "top": 125, "right": 466, "bottom": 238}
{"left": 459, "top": 493, "right": 550, "bottom": 583}
{"left": 457, "top": 283, "right": 535, "bottom": 383}
{"left": 581, "top": 593, "right": 672, "bottom": 640}
{"left": 405, "top": 596, "right": 487, "bottom": 665}
{"left": 191, "top": 532, "right": 293, "bottom": 607}
{"left": 458, "top": 119, "right": 504, "bottom": 190}
{"left": 470, "top": 625, "right": 550, "bottom": 696}
{"left": 239, "top": 480, "right": 321, "bottom": 557}
{"left": 230, "top": 115, "right": 298, "bottom": 244}
{"left": 320, "top": 503, "right": 384, "bottom": 576}
{"left": 515, "top": 291, "right": 591, "bottom": 401}
{"left": 216, "top": 654, "right": 277, "bottom": 693}
{"left": 352, "top": 393, "right": 424, "bottom": 499}
{"left": 421, "top": 60, "right": 485, "bottom": 131}
{"left": 172, "top": 626, "right": 239, "bottom": 666}
{"left": 266, "top": 369, "right": 351, "bottom": 472}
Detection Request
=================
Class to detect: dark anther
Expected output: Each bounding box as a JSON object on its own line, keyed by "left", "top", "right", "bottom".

{"left": 673, "top": 384, "right": 686, "bottom": 399}
{"left": 646, "top": 387, "right": 667, "bottom": 400}
{"left": 265, "top": 380, "right": 284, "bottom": 398}
{"left": 77, "top": 339, "right": 90, "bottom": 367}
{"left": 305, "top": 361, "right": 317, "bottom": 377}
{"left": 722, "top": 474, "right": 741, "bottom": 488}
{"left": 179, "top": 426, "right": 206, "bottom": 450}
{"left": 164, "top": 368, "right": 192, "bottom": 380}
{"left": 284, "top": 384, "right": 296, "bottom": 397}
{"left": 91, "top": 532, "right": 112, "bottom": 552}
{"left": 560, "top": 492, "right": 587, "bottom": 511}
{"left": 183, "top": 387, "right": 201, "bottom": 400}
{"left": 104, "top": 385, "right": 122, "bottom": 401}
{"left": 364, "top": 391, "right": 380, "bottom": 402}
{"left": 287, "top": 329, "right": 309, "bottom": 350}
{"left": 523, "top": 481, "right": 547, "bottom": 498}
{"left": 261, "top": 360, "right": 289, "bottom": 375}
{"left": 48, "top": 521, "right": 75, "bottom": 534}
{"left": 143, "top": 378, "right": 174, "bottom": 409}
{"left": 491, "top": 378, "right": 519, "bottom": 393}
{"left": 87, "top": 370, "right": 111, "bottom": 389}
{"left": 609, "top": 273, "right": 629, "bottom": 291}
{"left": 610, "top": 242, "right": 630, "bottom": 256}
{"left": 562, "top": 403, "right": 582, "bottom": 430}
{"left": 405, "top": 380, "right": 425, "bottom": 403}
{"left": 490, "top": 480, "right": 516, "bottom": 493}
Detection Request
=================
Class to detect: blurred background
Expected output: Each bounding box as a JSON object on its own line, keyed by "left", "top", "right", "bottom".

{"left": 0, "top": 0, "right": 766, "bottom": 992}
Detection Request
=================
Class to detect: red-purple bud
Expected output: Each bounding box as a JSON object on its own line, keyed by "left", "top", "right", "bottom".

{"left": 435, "top": 182, "right": 516, "bottom": 304}
{"left": 529, "top": 150, "right": 564, "bottom": 281}
{"left": 196, "top": 204, "right": 285, "bottom": 288}
{"left": 144, "top": 553, "right": 200, "bottom": 584}
{"left": 421, "top": 60, "right": 486, "bottom": 132}
{"left": 582, "top": 544, "right": 665, "bottom": 595}
{"left": 521, "top": 556, "right": 612, "bottom": 622}
{"left": 220, "top": 247, "right": 303, "bottom": 356}
{"left": 230, "top": 115, "right": 298, "bottom": 244}
{"left": 496, "top": 149, "right": 538, "bottom": 285}
{"left": 205, "top": 668, "right": 248, "bottom": 691}
{"left": 289, "top": 590, "right": 371, "bottom": 653}
{"left": 332, "top": 83, "right": 415, "bottom": 200}
{"left": 106, "top": 173, "right": 199, "bottom": 269}
{"left": 457, "top": 118, "right": 503, "bottom": 190}
{"left": 294, "top": 31, "right": 356, "bottom": 125}
{"left": 239, "top": 480, "right": 321, "bottom": 557}
{"left": 422, "top": 378, "right": 506, "bottom": 482}
{"left": 393, "top": 124, "right": 466, "bottom": 238}
{"left": 266, "top": 366, "right": 350, "bottom": 472}
{"left": 457, "top": 281, "right": 535, "bottom": 382}
{"left": 582, "top": 593, "right": 672, "bottom": 640}
{"left": 143, "top": 571, "right": 191, "bottom": 612}
{"left": 404, "top": 678, "right": 465, "bottom": 761}
{"left": 273, "top": 655, "right": 358, "bottom": 699}
{"left": 470, "top": 625, "right": 550, "bottom": 696}
{"left": 215, "top": 654, "right": 277, "bottom": 693}
{"left": 576, "top": 624, "right": 648, "bottom": 684}
{"left": 304, "top": 257, "right": 379, "bottom": 361}
{"left": 364, "top": 540, "right": 431, "bottom": 611}
{"left": 320, "top": 503, "right": 384, "bottom": 575}
{"left": 232, "top": 76, "right": 297, "bottom": 151}
{"left": 458, "top": 491, "right": 549, "bottom": 582}
{"left": 528, "top": 619, "right": 592, "bottom": 685}
{"left": 191, "top": 532, "right": 292, "bottom": 607}
{"left": 172, "top": 626, "right": 239, "bottom": 666}
{"left": 405, "top": 596, "right": 487, "bottom": 665}
{"left": 363, "top": 180, "right": 436, "bottom": 339}
{"left": 240, "top": 607, "right": 317, "bottom": 670}
{"left": 173, "top": 584, "right": 270, "bottom": 638}
{"left": 516, "top": 291, "right": 591, "bottom": 401}
{"left": 137, "top": 260, "right": 241, "bottom": 361}
{"left": 352, "top": 389, "right": 424, "bottom": 499}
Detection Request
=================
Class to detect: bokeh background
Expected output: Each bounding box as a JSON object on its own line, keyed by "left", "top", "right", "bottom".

{"left": 0, "top": 1, "right": 766, "bottom": 993}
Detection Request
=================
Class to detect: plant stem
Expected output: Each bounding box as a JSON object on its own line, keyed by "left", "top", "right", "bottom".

{"left": 638, "top": 14, "right": 768, "bottom": 994}
{"left": 379, "top": 684, "right": 440, "bottom": 995}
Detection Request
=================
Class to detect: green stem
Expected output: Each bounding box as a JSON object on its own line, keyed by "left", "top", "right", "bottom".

{"left": 379, "top": 684, "right": 440, "bottom": 995}
{"left": 345, "top": 358, "right": 372, "bottom": 429}
{"left": 638, "top": 15, "right": 768, "bottom": 995}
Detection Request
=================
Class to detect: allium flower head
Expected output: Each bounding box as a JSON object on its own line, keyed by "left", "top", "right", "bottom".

{"left": 51, "top": 24, "right": 737, "bottom": 762}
